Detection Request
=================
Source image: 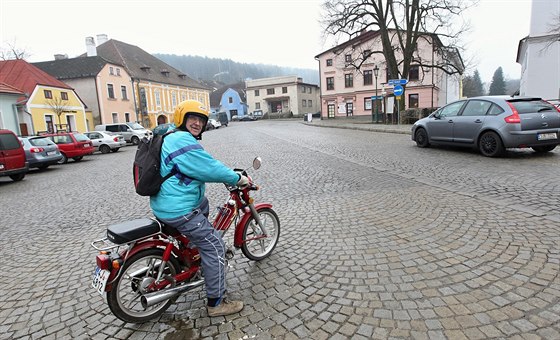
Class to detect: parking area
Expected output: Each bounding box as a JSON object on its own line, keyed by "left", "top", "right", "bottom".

{"left": 0, "top": 120, "right": 558, "bottom": 339}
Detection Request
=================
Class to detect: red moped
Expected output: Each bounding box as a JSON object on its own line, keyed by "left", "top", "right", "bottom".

{"left": 91, "top": 157, "right": 280, "bottom": 323}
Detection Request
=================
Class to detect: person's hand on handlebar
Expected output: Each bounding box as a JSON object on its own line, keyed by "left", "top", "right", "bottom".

{"left": 236, "top": 174, "right": 250, "bottom": 188}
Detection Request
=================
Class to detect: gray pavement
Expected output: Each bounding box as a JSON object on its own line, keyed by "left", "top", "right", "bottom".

{"left": 303, "top": 115, "right": 413, "bottom": 135}
{"left": 0, "top": 119, "right": 559, "bottom": 339}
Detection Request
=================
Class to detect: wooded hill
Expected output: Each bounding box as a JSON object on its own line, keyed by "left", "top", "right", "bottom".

{"left": 155, "top": 53, "right": 319, "bottom": 87}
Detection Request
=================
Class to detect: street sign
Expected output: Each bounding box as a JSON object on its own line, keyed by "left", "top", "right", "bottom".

{"left": 393, "top": 85, "right": 404, "bottom": 96}
{"left": 371, "top": 96, "right": 383, "bottom": 100}
{"left": 388, "top": 79, "right": 408, "bottom": 85}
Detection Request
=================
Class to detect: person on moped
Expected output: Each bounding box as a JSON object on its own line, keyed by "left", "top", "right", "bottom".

{"left": 150, "top": 100, "right": 249, "bottom": 317}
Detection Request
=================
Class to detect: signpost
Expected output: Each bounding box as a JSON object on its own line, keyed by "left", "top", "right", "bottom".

{"left": 388, "top": 79, "right": 408, "bottom": 85}
{"left": 393, "top": 85, "right": 404, "bottom": 96}
{"left": 389, "top": 81, "right": 407, "bottom": 125}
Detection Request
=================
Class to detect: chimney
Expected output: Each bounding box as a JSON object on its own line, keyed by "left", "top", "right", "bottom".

{"left": 97, "top": 34, "right": 108, "bottom": 45}
{"left": 86, "top": 37, "right": 97, "bottom": 57}
{"left": 54, "top": 54, "right": 68, "bottom": 60}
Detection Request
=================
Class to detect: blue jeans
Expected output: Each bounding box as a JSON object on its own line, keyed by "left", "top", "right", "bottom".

{"left": 158, "top": 197, "right": 226, "bottom": 299}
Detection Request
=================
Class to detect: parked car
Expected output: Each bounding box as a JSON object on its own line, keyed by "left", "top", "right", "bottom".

{"left": 19, "top": 136, "right": 63, "bottom": 170}
{"left": 0, "top": 129, "right": 28, "bottom": 181}
{"left": 216, "top": 111, "right": 229, "bottom": 126}
{"left": 40, "top": 132, "right": 94, "bottom": 164}
{"left": 252, "top": 110, "right": 264, "bottom": 120}
{"left": 411, "top": 96, "right": 560, "bottom": 157}
{"left": 239, "top": 115, "right": 256, "bottom": 121}
{"left": 84, "top": 131, "right": 126, "bottom": 154}
{"left": 206, "top": 119, "right": 221, "bottom": 131}
{"left": 94, "top": 122, "right": 152, "bottom": 145}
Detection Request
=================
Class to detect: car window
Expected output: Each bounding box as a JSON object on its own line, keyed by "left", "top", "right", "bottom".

{"left": 462, "top": 100, "right": 492, "bottom": 116}
{"left": 29, "top": 137, "right": 53, "bottom": 146}
{"left": 487, "top": 104, "right": 505, "bottom": 116}
{"left": 0, "top": 133, "right": 21, "bottom": 150}
{"left": 106, "top": 125, "right": 119, "bottom": 132}
{"left": 127, "top": 122, "right": 144, "bottom": 130}
{"left": 73, "top": 133, "right": 89, "bottom": 142}
{"left": 87, "top": 133, "right": 100, "bottom": 139}
{"left": 439, "top": 101, "right": 465, "bottom": 118}
{"left": 508, "top": 100, "right": 556, "bottom": 114}
{"left": 53, "top": 135, "right": 72, "bottom": 144}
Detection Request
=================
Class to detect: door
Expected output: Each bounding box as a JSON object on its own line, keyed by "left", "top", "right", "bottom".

{"left": 327, "top": 104, "right": 335, "bottom": 118}
{"left": 452, "top": 100, "right": 491, "bottom": 144}
{"left": 427, "top": 101, "right": 465, "bottom": 142}
{"left": 346, "top": 103, "right": 353, "bottom": 117}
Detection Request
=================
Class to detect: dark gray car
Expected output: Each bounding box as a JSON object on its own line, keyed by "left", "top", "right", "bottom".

{"left": 19, "top": 136, "right": 63, "bottom": 170}
{"left": 411, "top": 96, "right": 560, "bottom": 157}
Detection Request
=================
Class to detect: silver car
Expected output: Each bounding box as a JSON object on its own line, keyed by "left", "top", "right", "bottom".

{"left": 19, "top": 136, "right": 63, "bottom": 170}
{"left": 411, "top": 96, "right": 560, "bottom": 157}
{"left": 84, "top": 131, "right": 126, "bottom": 154}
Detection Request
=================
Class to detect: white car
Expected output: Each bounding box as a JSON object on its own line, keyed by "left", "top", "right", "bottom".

{"left": 206, "top": 119, "right": 222, "bottom": 130}
{"left": 84, "top": 131, "right": 127, "bottom": 154}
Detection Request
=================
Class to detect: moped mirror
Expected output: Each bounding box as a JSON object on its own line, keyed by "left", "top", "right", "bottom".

{"left": 252, "top": 157, "right": 262, "bottom": 170}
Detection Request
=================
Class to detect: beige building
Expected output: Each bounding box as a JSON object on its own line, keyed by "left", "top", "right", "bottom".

{"left": 245, "top": 76, "right": 320, "bottom": 118}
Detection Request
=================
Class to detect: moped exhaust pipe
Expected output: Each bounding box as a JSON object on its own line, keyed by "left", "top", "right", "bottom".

{"left": 141, "top": 279, "right": 204, "bottom": 308}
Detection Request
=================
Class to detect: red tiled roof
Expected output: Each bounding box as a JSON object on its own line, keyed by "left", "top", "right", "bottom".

{"left": 0, "top": 59, "right": 72, "bottom": 96}
{"left": 0, "top": 82, "right": 24, "bottom": 95}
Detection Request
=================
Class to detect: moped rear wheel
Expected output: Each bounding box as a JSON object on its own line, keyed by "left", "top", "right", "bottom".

{"left": 106, "top": 249, "right": 180, "bottom": 323}
{"left": 241, "top": 208, "right": 280, "bottom": 261}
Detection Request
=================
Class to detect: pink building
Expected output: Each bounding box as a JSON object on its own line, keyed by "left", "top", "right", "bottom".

{"left": 315, "top": 30, "right": 463, "bottom": 122}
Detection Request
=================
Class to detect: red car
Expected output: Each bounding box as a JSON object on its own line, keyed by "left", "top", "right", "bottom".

{"left": 41, "top": 132, "right": 94, "bottom": 164}
{"left": 0, "top": 129, "right": 29, "bottom": 181}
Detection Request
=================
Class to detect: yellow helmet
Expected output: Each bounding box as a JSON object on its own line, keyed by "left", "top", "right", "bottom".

{"left": 172, "top": 100, "right": 210, "bottom": 128}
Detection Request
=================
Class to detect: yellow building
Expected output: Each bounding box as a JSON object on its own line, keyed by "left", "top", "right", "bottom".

{"left": 0, "top": 59, "right": 87, "bottom": 135}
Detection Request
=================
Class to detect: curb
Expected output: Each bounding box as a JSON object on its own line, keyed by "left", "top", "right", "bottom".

{"left": 301, "top": 121, "right": 412, "bottom": 135}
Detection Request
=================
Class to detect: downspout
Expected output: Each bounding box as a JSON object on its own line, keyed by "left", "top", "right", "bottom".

{"left": 94, "top": 75, "right": 103, "bottom": 125}
{"left": 431, "top": 40, "right": 434, "bottom": 109}
{"left": 315, "top": 56, "right": 323, "bottom": 119}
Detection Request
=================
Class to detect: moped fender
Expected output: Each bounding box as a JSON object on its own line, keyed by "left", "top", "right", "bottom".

{"left": 234, "top": 203, "right": 272, "bottom": 247}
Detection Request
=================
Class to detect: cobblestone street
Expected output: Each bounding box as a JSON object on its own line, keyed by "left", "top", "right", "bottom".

{"left": 1, "top": 120, "right": 559, "bottom": 339}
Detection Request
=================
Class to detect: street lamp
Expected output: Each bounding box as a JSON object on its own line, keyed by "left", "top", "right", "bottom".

{"left": 373, "top": 65, "right": 379, "bottom": 123}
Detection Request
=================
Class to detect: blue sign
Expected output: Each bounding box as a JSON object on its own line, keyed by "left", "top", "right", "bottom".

{"left": 393, "top": 85, "right": 404, "bottom": 96}
{"left": 388, "top": 79, "right": 408, "bottom": 85}
{"left": 371, "top": 96, "right": 383, "bottom": 100}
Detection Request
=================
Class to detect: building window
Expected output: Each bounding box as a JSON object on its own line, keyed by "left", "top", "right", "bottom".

{"left": 125, "top": 112, "right": 130, "bottom": 122}
{"left": 112, "top": 112, "right": 118, "bottom": 123}
{"left": 409, "top": 94, "right": 419, "bottom": 108}
{"left": 267, "top": 88, "right": 275, "bottom": 95}
{"left": 327, "top": 104, "right": 335, "bottom": 118}
{"left": 302, "top": 99, "right": 307, "bottom": 107}
{"left": 363, "top": 50, "right": 371, "bottom": 59}
{"left": 44, "top": 90, "right": 52, "bottom": 99}
{"left": 345, "top": 54, "right": 352, "bottom": 63}
{"left": 255, "top": 89, "right": 260, "bottom": 96}
{"left": 107, "top": 84, "right": 115, "bottom": 99}
{"left": 409, "top": 66, "right": 419, "bottom": 81}
{"left": 282, "top": 87, "right": 287, "bottom": 93}
{"left": 61, "top": 92, "right": 68, "bottom": 100}
{"left": 155, "top": 91, "right": 161, "bottom": 107}
{"left": 345, "top": 74, "right": 353, "bottom": 88}
{"left": 326, "top": 77, "right": 334, "bottom": 90}
{"left": 363, "top": 70, "right": 373, "bottom": 85}
{"left": 171, "top": 92, "right": 177, "bottom": 107}
{"left": 255, "top": 102, "right": 260, "bottom": 109}
{"left": 121, "top": 86, "right": 128, "bottom": 100}
{"left": 308, "top": 100, "right": 312, "bottom": 107}
{"left": 308, "top": 87, "right": 312, "bottom": 93}
{"left": 364, "top": 97, "right": 372, "bottom": 110}
{"left": 326, "top": 59, "right": 333, "bottom": 66}
{"left": 116, "top": 68, "right": 121, "bottom": 76}
{"left": 228, "top": 97, "right": 233, "bottom": 103}
{"left": 109, "top": 67, "right": 114, "bottom": 75}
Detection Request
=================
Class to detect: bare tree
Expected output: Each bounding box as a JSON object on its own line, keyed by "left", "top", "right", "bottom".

{"left": 46, "top": 97, "right": 70, "bottom": 131}
{"left": 321, "top": 0, "right": 476, "bottom": 81}
{"left": 0, "top": 40, "right": 29, "bottom": 60}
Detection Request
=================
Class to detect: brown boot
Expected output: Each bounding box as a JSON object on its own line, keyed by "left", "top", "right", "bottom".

{"left": 207, "top": 298, "right": 244, "bottom": 317}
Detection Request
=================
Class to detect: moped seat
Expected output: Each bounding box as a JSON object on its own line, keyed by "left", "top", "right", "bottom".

{"left": 107, "top": 218, "right": 161, "bottom": 244}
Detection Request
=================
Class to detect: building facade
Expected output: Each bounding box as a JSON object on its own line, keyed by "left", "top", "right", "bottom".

{"left": 315, "top": 30, "right": 462, "bottom": 120}
{"left": 516, "top": 0, "right": 560, "bottom": 100}
{"left": 210, "top": 82, "right": 247, "bottom": 120}
{"left": 0, "top": 82, "right": 25, "bottom": 133}
{"left": 245, "top": 76, "right": 320, "bottom": 118}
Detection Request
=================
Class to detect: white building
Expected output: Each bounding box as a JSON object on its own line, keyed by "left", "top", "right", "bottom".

{"left": 516, "top": 0, "right": 560, "bottom": 100}
{"left": 245, "top": 76, "right": 320, "bottom": 118}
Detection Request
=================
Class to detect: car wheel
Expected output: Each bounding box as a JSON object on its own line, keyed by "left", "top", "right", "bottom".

{"left": 57, "top": 153, "right": 68, "bottom": 164}
{"left": 414, "top": 128, "right": 430, "bottom": 148}
{"left": 9, "top": 173, "right": 25, "bottom": 181}
{"left": 131, "top": 136, "right": 140, "bottom": 145}
{"left": 111, "top": 148, "right": 120, "bottom": 153}
{"left": 99, "top": 144, "right": 111, "bottom": 154}
{"left": 478, "top": 131, "right": 504, "bottom": 157}
{"left": 532, "top": 145, "right": 556, "bottom": 153}
{"left": 73, "top": 156, "right": 83, "bottom": 162}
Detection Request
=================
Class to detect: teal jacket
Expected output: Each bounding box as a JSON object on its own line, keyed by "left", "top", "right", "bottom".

{"left": 150, "top": 130, "right": 239, "bottom": 219}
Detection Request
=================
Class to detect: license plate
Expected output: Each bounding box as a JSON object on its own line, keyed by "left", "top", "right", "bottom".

{"left": 92, "top": 267, "right": 110, "bottom": 295}
{"left": 46, "top": 151, "right": 56, "bottom": 156}
{"left": 537, "top": 133, "right": 557, "bottom": 141}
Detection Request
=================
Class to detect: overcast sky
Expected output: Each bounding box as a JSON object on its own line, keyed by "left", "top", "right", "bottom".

{"left": 1, "top": 0, "right": 533, "bottom": 83}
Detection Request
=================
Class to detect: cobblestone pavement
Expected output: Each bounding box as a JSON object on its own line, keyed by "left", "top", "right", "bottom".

{"left": 0, "top": 120, "right": 558, "bottom": 339}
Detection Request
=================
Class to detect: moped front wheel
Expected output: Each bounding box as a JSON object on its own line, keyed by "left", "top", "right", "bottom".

{"left": 106, "top": 249, "right": 180, "bottom": 323}
{"left": 241, "top": 208, "right": 280, "bottom": 261}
